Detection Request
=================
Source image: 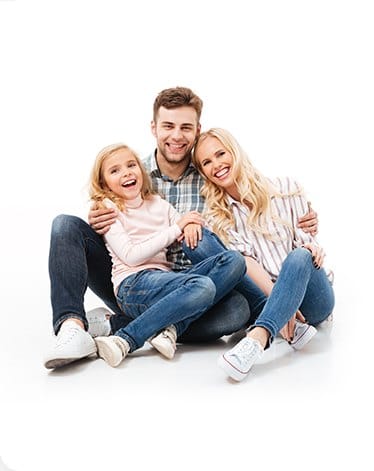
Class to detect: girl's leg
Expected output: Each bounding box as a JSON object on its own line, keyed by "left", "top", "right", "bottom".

{"left": 115, "top": 270, "right": 216, "bottom": 352}
{"left": 252, "top": 248, "right": 334, "bottom": 344}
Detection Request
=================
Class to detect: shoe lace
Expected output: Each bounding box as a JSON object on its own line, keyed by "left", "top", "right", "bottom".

{"left": 232, "top": 339, "right": 261, "bottom": 364}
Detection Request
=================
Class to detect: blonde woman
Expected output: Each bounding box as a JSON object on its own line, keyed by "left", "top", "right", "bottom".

{"left": 191, "top": 128, "right": 334, "bottom": 382}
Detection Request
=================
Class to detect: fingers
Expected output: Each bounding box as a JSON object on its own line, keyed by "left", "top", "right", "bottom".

{"left": 303, "top": 243, "right": 325, "bottom": 269}
{"left": 296, "top": 310, "right": 306, "bottom": 323}
{"left": 297, "top": 202, "right": 318, "bottom": 235}
{"left": 184, "top": 224, "right": 202, "bottom": 249}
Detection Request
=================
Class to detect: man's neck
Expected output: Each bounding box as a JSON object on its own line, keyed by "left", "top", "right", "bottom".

{"left": 156, "top": 150, "right": 191, "bottom": 182}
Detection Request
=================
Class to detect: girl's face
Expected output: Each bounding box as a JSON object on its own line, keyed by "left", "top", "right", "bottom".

{"left": 195, "top": 136, "right": 237, "bottom": 196}
{"left": 102, "top": 148, "right": 143, "bottom": 201}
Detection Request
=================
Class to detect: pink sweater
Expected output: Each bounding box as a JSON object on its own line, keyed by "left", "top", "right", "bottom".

{"left": 104, "top": 194, "right": 182, "bottom": 293}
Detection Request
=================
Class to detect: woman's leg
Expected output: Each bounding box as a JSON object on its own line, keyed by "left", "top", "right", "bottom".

{"left": 252, "top": 248, "right": 334, "bottom": 343}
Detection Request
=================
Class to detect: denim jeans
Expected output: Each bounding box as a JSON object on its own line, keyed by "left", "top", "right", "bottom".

{"left": 183, "top": 228, "right": 267, "bottom": 324}
{"left": 253, "top": 248, "right": 335, "bottom": 342}
{"left": 49, "top": 215, "right": 252, "bottom": 340}
{"left": 184, "top": 229, "right": 335, "bottom": 345}
{"left": 114, "top": 251, "right": 248, "bottom": 352}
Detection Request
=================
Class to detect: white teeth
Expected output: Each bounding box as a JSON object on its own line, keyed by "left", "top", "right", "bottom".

{"left": 215, "top": 168, "right": 229, "bottom": 178}
{"left": 122, "top": 179, "right": 136, "bottom": 187}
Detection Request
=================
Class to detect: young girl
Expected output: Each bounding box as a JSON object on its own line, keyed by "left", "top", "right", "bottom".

{"left": 192, "top": 128, "right": 335, "bottom": 382}
{"left": 89, "top": 143, "right": 262, "bottom": 368}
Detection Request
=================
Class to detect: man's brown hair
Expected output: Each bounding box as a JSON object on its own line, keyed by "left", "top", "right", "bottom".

{"left": 153, "top": 86, "right": 203, "bottom": 122}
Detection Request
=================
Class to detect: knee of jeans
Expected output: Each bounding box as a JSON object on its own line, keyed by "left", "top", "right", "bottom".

{"left": 183, "top": 228, "right": 226, "bottom": 262}
{"left": 192, "top": 276, "right": 216, "bottom": 307}
{"left": 218, "top": 291, "right": 251, "bottom": 331}
{"left": 51, "top": 214, "right": 85, "bottom": 239}
{"left": 286, "top": 247, "right": 312, "bottom": 268}
{"left": 225, "top": 250, "right": 246, "bottom": 272}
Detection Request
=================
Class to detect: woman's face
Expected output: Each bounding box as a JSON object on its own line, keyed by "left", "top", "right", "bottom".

{"left": 195, "top": 135, "right": 237, "bottom": 196}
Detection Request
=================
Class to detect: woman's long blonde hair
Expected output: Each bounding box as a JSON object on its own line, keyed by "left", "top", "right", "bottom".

{"left": 192, "top": 128, "right": 296, "bottom": 244}
{"left": 89, "top": 143, "right": 156, "bottom": 212}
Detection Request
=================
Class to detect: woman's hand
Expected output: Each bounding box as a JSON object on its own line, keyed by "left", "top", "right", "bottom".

{"left": 279, "top": 310, "right": 306, "bottom": 342}
{"left": 302, "top": 243, "right": 325, "bottom": 269}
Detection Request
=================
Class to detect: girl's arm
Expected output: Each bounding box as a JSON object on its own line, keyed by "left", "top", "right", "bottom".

{"left": 105, "top": 216, "right": 181, "bottom": 266}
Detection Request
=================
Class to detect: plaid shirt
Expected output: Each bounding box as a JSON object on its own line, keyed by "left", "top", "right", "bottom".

{"left": 142, "top": 151, "right": 206, "bottom": 270}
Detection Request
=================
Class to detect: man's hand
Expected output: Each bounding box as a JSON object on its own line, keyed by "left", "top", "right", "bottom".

{"left": 88, "top": 204, "right": 117, "bottom": 235}
{"left": 297, "top": 202, "right": 318, "bottom": 236}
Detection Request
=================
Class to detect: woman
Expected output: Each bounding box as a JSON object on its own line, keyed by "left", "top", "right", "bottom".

{"left": 192, "top": 128, "right": 334, "bottom": 382}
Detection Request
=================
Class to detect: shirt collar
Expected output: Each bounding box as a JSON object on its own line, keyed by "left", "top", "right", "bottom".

{"left": 146, "top": 149, "right": 197, "bottom": 181}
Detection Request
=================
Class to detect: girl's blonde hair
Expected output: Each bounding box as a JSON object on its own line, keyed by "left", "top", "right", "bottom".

{"left": 89, "top": 143, "right": 155, "bottom": 211}
{"left": 192, "top": 128, "right": 298, "bottom": 244}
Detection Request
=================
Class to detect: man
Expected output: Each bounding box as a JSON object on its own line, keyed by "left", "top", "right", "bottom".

{"left": 45, "top": 86, "right": 318, "bottom": 369}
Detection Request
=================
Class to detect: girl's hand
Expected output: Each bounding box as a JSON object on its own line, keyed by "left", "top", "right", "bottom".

{"left": 182, "top": 223, "right": 202, "bottom": 249}
{"left": 177, "top": 211, "right": 204, "bottom": 231}
{"left": 302, "top": 243, "right": 325, "bottom": 269}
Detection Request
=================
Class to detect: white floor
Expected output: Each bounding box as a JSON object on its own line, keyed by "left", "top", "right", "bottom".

{"left": 0, "top": 253, "right": 372, "bottom": 471}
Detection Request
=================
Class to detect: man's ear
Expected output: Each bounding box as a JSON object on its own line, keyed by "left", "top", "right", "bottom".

{"left": 194, "top": 123, "right": 201, "bottom": 143}
{"left": 151, "top": 120, "right": 156, "bottom": 137}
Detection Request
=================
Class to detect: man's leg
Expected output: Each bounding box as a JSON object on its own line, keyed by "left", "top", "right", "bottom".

{"left": 45, "top": 214, "right": 129, "bottom": 369}
{"left": 49, "top": 214, "right": 126, "bottom": 333}
{"left": 178, "top": 290, "right": 250, "bottom": 343}
{"left": 179, "top": 228, "right": 264, "bottom": 343}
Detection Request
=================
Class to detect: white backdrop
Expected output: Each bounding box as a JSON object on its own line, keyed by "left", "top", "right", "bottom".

{"left": 0, "top": 1, "right": 373, "bottom": 470}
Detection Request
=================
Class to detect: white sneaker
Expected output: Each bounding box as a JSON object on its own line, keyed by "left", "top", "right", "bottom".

{"left": 218, "top": 336, "right": 264, "bottom": 382}
{"left": 44, "top": 320, "right": 97, "bottom": 369}
{"left": 149, "top": 325, "right": 177, "bottom": 359}
{"left": 289, "top": 320, "right": 317, "bottom": 350}
{"left": 95, "top": 335, "right": 130, "bottom": 367}
{"left": 86, "top": 307, "right": 112, "bottom": 337}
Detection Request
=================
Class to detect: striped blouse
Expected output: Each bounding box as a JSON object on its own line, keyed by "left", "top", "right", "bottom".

{"left": 225, "top": 177, "right": 333, "bottom": 283}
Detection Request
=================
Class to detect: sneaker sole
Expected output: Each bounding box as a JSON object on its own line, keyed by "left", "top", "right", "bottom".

{"left": 150, "top": 340, "right": 176, "bottom": 359}
{"left": 290, "top": 325, "right": 317, "bottom": 350}
{"left": 217, "top": 355, "right": 248, "bottom": 382}
{"left": 44, "top": 349, "right": 97, "bottom": 369}
{"left": 95, "top": 337, "right": 122, "bottom": 367}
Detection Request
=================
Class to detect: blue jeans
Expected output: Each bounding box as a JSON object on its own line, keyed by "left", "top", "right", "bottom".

{"left": 253, "top": 248, "right": 335, "bottom": 343}
{"left": 49, "top": 215, "right": 252, "bottom": 340}
{"left": 115, "top": 251, "right": 248, "bottom": 352}
{"left": 184, "top": 229, "right": 335, "bottom": 345}
{"left": 183, "top": 228, "right": 267, "bottom": 325}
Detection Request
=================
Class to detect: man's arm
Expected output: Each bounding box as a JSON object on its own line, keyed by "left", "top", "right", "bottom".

{"left": 88, "top": 203, "right": 117, "bottom": 235}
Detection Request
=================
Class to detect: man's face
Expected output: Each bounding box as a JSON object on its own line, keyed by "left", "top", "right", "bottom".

{"left": 151, "top": 106, "right": 201, "bottom": 165}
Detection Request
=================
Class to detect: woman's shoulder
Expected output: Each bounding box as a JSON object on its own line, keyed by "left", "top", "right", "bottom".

{"left": 269, "top": 176, "right": 305, "bottom": 195}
